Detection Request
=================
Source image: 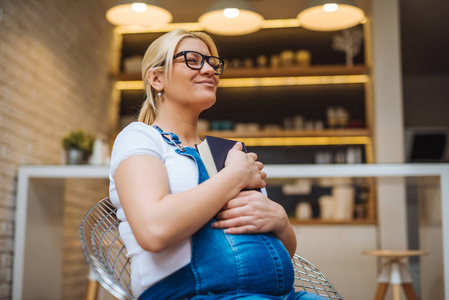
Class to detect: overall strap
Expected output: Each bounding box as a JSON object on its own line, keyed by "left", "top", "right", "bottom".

{"left": 152, "top": 125, "right": 185, "bottom": 152}
{"left": 152, "top": 125, "right": 210, "bottom": 184}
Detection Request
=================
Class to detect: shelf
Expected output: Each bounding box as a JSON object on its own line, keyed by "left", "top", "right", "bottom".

{"left": 116, "top": 73, "right": 142, "bottom": 81}
{"left": 222, "top": 64, "right": 369, "bottom": 79}
{"left": 200, "top": 128, "right": 370, "bottom": 138}
{"left": 116, "top": 65, "right": 368, "bottom": 81}
{"left": 110, "top": 128, "right": 371, "bottom": 147}
{"left": 199, "top": 129, "right": 372, "bottom": 147}
{"left": 114, "top": 65, "right": 370, "bottom": 90}
{"left": 289, "top": 218, "right": 377, "bottom": 225}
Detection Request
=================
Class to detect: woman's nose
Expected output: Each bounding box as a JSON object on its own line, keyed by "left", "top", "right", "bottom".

{"left": 200, "top": 60, "right": 215, "bottom": 75}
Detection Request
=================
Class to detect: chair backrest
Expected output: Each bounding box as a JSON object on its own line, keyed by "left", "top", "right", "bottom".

{"left": 80, "top": 197, "right": 342, "bottom": 300}
{"left": 292, "top": 255, "right": 342, "bottom": 299}
{"left": 79, "top": 197, "right": 135, "bottom": 300}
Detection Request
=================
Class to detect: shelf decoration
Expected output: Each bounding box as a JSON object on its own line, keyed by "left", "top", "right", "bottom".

{"left": 62, "top": 130, "right": 94, "bottom": 164}
{"left": 332, "top": 27, "right": 363, "bottom": 67}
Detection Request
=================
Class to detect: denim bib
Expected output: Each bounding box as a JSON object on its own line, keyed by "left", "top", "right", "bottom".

{"left": 152, "top": 125, "right": 209, "bottom": 185}
{"left": 139, "top": 126, "right": 303, "bottom": 300}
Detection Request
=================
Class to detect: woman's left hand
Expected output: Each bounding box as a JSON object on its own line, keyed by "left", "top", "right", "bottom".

{"left": 211, "top": 190, "right": 288, "bottom": 236}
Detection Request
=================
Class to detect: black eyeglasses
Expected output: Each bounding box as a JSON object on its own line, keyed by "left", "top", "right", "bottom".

{"left": 173, "top": 50, "right": 224, "bottom": 75}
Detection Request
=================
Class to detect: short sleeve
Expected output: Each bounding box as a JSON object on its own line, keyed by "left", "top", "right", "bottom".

{"left": 109, "top": 122, "right": 164, "bottom": 180}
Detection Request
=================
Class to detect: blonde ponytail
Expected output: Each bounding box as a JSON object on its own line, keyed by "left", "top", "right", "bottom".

{"left": 138, "top": 98, "right": 156, "bottom": 124}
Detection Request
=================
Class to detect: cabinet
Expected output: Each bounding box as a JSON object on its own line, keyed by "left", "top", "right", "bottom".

{"left": 116, "top": 25, "right": 372, "bottom": 164}
{"left": 266, "top": 176, "right": 376, "bottom": 225}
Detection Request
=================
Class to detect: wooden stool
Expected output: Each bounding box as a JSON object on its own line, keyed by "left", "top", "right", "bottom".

{"left": 362, "top": 250, "right": 427, "bottom": 300}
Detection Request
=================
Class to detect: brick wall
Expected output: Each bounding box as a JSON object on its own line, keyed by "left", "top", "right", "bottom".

{"left": 63, "top": 179, "right": 110, "bottom": 300}
{"left": 0, "top": 0, "right": 121, "bottom": 298}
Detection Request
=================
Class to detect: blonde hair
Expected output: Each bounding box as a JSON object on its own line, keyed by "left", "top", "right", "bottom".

{"left": 138, "top": 29, "right": 219, "bottom": 125}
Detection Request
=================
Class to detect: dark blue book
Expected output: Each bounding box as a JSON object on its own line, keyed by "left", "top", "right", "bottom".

{"left": 196, "top": 135, "right": 244, "bottom": 177}
{"left": 196, "top": 136, "right": 260, "bottom": 192}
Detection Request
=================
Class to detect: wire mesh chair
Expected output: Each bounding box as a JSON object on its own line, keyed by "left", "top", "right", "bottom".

{"left": 80, "top": 197, "right": 343, "bottom": 300}
{"left": 79, "top": 197, "right": 134, "bottom": 300}
{"left": 292, "top": 255, "right": 343, "bottom": 299}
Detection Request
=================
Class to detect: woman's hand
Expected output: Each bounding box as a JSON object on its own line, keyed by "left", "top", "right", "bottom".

{"left": 224, "top": 143, "right": 267, "bottom": 190}
{"left": 212, "top": 191, "right": 287, "bottom": 235}
{"left": 211, "top": 190, "right": 297, "bottom": 256}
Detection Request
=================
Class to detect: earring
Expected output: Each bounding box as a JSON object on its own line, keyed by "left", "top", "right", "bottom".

{"left": 157, "top": 91, "right": 162, "bottom": 98}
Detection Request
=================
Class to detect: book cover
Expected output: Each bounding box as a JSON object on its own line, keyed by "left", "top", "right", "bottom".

{"left": 196, "top": 136, "right": 262, "bottom": 193}
{"left": 196, "top": 135, "right": 247, "bottom": 177}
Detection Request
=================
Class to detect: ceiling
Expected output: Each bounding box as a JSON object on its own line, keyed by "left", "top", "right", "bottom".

{"left": 145, "top": 0, "right": 448, "bottom": 76}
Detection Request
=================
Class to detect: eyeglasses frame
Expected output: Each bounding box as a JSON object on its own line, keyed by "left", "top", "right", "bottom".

{"left": 173, "top": 50, "right": 224, "bottom": 75}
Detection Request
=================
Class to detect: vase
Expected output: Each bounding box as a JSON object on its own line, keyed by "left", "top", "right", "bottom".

{"left": 295, "top": 202, "right": 312, "bottom": 220}
{"left": 66, "top": 148, "right": 84, "bottom": 164}
{"left": 332, "top": 185, "right": 355, "bottom": 220}
{"left": 295, "top": 50, "right": 311, "bottom": 67}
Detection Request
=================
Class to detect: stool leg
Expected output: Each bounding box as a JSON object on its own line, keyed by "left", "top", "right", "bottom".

{"left": 392, "top": 284, "right": 401, "bottom": 300}
{"left": 85, "top": 279, "right": 99, "bottom": 300}
{"left": 374, "top": 283, "right": 389, "bottom": 300}
{"left": 390, "top": 262, "right": 403, "bottom": 300}
{"left": 402, "top": 283, "right": 418, "bottom": 300}
{"left": 86, "top": 270, "right": 99, "bottom": 300}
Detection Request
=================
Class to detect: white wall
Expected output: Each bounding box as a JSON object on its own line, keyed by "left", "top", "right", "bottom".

{"left": 293, "top": 225, "right": 378, "bottom": 300}
{"left": 417, "top": 178, "right": 445, "bottom": 300}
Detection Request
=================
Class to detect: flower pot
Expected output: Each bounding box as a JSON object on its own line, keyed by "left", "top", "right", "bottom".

{"left": 66, "top": 148, "right": 84, "bottom": 164}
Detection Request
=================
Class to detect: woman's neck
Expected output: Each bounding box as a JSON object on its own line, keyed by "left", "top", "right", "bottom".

{"left": 152, "top": 101, "right": 205, "bottom": 147}
{"left": 152, "top": 119, "right": 201, "bottom": 147}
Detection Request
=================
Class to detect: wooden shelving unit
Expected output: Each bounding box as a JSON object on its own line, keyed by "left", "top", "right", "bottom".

{"left": 116, "top": 27, "right": 377, "bottom": 226}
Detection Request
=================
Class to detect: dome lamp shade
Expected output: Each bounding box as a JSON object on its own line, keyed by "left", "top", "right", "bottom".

{"left": 297, "top": 0, "right": 365, "bottom": 31}
{"left": 198, "top": 0, "right": 264, "bottom": 36}
{"left": 106, "top": 0, "right": 172, "bottom": 27}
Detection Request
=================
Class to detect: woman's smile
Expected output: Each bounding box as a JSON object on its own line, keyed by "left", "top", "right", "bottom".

{"left": 195, "top": 78, "right": 216, "bottom": 88}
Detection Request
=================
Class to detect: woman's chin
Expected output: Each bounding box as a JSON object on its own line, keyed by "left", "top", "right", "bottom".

{"left": 196, "top": 95, "right": 216, "bottom": 109}
{"left": 200, "top": 101, "right": 216, "bottom": 112}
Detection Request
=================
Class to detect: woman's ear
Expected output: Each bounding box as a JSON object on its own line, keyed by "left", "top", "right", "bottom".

{"left": 147, "top": 69, "right": 165, "bottom": 92}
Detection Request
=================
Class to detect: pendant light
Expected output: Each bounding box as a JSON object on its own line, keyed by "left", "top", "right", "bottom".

{"left": 198, "top": 0, "right": 264, "bottom": 36}
{"left": 106, "top": 0, "right": 172, "bottom": 27}
{"left": 297, "top": 0, "right": 365, "bottom": 31}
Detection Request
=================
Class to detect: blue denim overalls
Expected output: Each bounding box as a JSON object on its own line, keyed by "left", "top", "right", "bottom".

{"left": 139, "top": 127, "right": 324, "bottom": 300}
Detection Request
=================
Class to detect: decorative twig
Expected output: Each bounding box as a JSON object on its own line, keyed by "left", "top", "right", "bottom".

{"left": 332, "top": 28, "right": 363, "bottom": 67}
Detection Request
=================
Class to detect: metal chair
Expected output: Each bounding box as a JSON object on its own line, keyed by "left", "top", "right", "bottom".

{"left": 292, "top": 253, "right": 343, "bottom": 299}
{"left": 80, "top": 197, "right": 343, "bottom": 300}
{"left": 80, "top": 197, "right": 134, "bottom": 300}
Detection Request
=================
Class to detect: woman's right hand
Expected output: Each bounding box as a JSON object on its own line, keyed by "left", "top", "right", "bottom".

{"left": 224, "top": 142, "right": 267, "bottom": 190}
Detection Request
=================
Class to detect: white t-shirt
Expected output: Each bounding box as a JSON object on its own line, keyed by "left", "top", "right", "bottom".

{"left": 109, "top": 122, "right": 199, "bottom": 296}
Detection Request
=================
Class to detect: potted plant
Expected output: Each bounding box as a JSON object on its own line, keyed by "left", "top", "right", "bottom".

{"left": 62, "top": 130, "right": 94, "bottom": 164}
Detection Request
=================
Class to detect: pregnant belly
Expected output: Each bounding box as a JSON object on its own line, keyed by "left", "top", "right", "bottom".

{"left": 192, "top": 227, "right": 294, "bottom": 296}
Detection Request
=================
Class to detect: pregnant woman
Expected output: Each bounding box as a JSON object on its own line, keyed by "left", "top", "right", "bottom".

{"left": 109, "top": 29, "right": 323, "bottom": 300}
